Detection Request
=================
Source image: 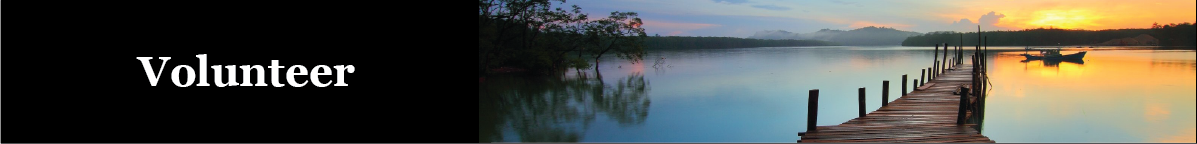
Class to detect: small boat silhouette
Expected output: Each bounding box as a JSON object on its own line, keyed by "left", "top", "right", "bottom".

{"left": 1021, "top": 47, "right": 1086, "bottom": 60}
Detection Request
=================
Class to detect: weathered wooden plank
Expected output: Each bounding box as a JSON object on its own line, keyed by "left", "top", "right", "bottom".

{"left": 805, "top": 128, "right": 978, "bottom": 134}
{"left": 915, "top": 83, "right": 937, "bottom": 91}
{"left": 800, "top": 64, "right": 991, "bottom": 143}
{"left": 807, "top": 134, "right": 984, "bottom": 141}
{"left": 806, "top": 130, "right": 980, "bottom": 136}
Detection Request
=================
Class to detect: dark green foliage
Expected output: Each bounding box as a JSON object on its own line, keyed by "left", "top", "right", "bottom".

{"left": 902, "top": 28, "right": 1151, "bottom": 46}
{"left": 1152, "top": 22, "right": 1197, "bottom": 47}
{"left": 586, "top": 11, "right": 647, "bottom": 69}
{"left": 479, "top": 0, "right": 647, "bottom": 75}
{"left": 643, "top": 36, "right": 838, "bottom": 50}
{"left": 902, "top": 22, "right": 1196, "bottom": 47}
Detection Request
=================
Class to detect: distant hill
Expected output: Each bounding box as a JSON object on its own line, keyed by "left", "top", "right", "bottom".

{"left": 1098, "top": 34, "right": 1159, "bottom": 46}
{"left": 900, "top": 28, "right": 1160, "bottom": 46}
{"left": 901, "top": 22, "right": 1194, "bottom": 47}
{"left": 749, "top": 26, "right": 922, "bottom": 46}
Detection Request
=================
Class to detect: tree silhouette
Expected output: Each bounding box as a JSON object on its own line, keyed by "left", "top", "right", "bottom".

{"left": 586, "top": 11, "right": 646, "bottom": 70}
{"left": 479, "top": 0, "right": 649, "bottom": 75}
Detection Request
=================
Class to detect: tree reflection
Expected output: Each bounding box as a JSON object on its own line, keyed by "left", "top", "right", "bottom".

{"left": 479, "top": 72, "right": 650, "bottom": 142}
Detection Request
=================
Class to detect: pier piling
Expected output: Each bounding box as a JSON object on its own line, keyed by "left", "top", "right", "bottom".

{"left": 882, "top": 81, "right": 889, "bottom": 106}
{"left": 857, "top": 87, "right": 865, "bottom": 117}
{"left": 957, "top": 87, "right": 970, "bottom": 125}
{"left": 902, "top": 75, "right": 907, "bottom": 96}
{"left": 807, "top": 89, "right": 819, "bottom": 132}
{"left": 921, "top": 69, "right": 926, "bottom": 85}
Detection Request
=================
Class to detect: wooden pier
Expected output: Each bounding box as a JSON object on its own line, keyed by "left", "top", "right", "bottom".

{"left": 798, "top": 41, "right": 993, "bottom": 143}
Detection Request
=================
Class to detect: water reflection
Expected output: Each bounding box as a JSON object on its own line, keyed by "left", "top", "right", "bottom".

{"left": 477, "top": 46, "right": 1194, "bottom": 142}
{"left": 478, "top": 72, "right": 650, "bottom": 142}
{"left": 1020, "top": 58, "right": 1085, "bottom": 67}
{"left": 985, "top": 48, "right": 1197, "bottom": 142}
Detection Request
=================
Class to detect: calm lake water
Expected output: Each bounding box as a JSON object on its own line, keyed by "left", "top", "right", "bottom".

{"left": 478, "top": 46, "right": 1196, "bottom": 143}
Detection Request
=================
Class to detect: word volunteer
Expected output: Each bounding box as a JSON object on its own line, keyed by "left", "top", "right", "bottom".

{"left": 137, "top": 54, "right": 355, "bottom": 87}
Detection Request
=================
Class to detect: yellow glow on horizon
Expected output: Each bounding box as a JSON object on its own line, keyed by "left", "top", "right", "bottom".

{"left": 949, "top": 0, "right": 1196, "bottom": 30}
{"left": 1025, "top": 10, "right": 1101, "bottom": 29}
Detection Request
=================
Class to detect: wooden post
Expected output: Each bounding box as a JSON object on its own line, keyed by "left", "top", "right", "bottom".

{"left": 933, "top": 43, "right": 939, "bottom": 76}
{"left": 979, "top": 40, "right": 987, "bottom": 122}
{"left": 957, "top": 87, "right": 970, "bottom": 125}
{"left": 976, "top": 52, "right": 986, "bottom": 98}
{"left": 943, "top": 43, "right": 949, "bottom": 73}
{"left": 921, "top": 69, "right": 926, "bottom": 85}
{"left": 858, "top": 87, "right": 866, "bottom": 117}
{"left": 808, "top": 89, "right": 819, "bottom": 132}
{"left": 971, "top": 50, "right": 978, "bottom": 111}
{"left": 981, "top": 51, "right": 987, "bottom": 99}
{"left": 973, "top": 55, "right": 979, "bottom": 97}
{"left": 927, "top": 67, "right": 933, "bottom": 80}
{"left": 933, "top": 61, "right": 939, "bottom": 78}
{"left": 901, "top": 74, "right": 907, "bottom": 96}
{"left": 978, "top": 86, "right": 985, "bottom": 128}
{"left": 914, "top": 79, "right": 919, "bottom": 90}
{"left": 947, "top": 58, "right": 952, "bottom": 70}
{"left": 882, "top": 81, "right": 890, "bottom": 106}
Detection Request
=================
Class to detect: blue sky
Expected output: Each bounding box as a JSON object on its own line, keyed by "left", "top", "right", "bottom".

{"left": 553, "top": 0, "right": 1197, "bottom": 37}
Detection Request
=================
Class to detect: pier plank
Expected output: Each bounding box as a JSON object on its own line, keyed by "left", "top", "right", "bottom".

{"left": 799, "top": 64, "right": 992, "bottom": 143}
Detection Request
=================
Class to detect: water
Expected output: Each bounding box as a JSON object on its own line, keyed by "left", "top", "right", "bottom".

{"left": 984, "top": 47, "right": 1197, "bottom": 142}
{"left": 478, "top": 46, "right": 1196, "bottom": 143}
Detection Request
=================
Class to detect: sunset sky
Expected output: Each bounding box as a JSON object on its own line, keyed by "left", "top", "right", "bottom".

{"left": 558, "top": 0, "right": 1197, "bottom": 37}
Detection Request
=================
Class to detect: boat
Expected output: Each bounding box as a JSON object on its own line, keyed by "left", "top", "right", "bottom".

{"left": 1021, "top": 47, "right": 1086, "bottom": 60}
{"left": 1020, "top": 58, "right": 1085, "bottom": 67}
